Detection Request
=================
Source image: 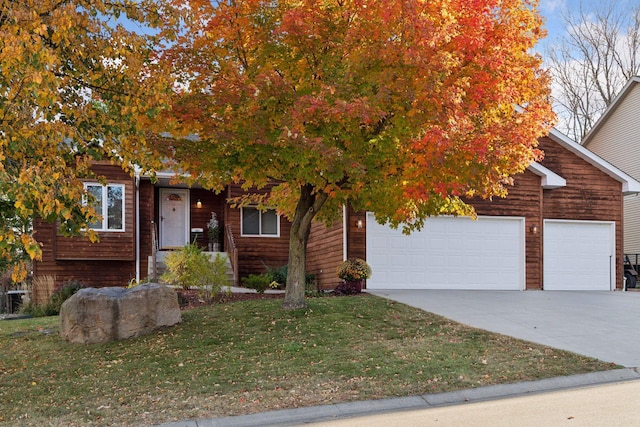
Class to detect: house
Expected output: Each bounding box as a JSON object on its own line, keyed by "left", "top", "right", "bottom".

{"left": 581, "top": 76, "right": 640, "bottom": 267}
{"left": 34, "top": 128, "right": 640, "bottom": 291}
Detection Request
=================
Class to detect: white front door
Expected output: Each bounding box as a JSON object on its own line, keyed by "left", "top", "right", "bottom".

{"left": 160, "top": 189, "right": 190, "bottom": 249}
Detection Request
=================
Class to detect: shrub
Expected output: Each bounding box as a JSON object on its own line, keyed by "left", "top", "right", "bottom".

{"left": 24, "top": 279, "right": 86, "bottom": 316}
{"left": 264, "top": 264, "right": 316, "bottom": 291}
{"left": 265, "top": 264, "right": 288, "bottom": 288}
{"left": 161, "top": 243, "right": 227, "bottom": 303}
{"left": 333, "top": 281, "right": 362, "bottom": 296}
{"left": 242, "top": 274, "right": 272, "bottom": 293}
{"left": 336, "top": 258, "right": 372, "bottom": 282}
{"left": 50, "top": 280, "right": 85, "bottom": 312}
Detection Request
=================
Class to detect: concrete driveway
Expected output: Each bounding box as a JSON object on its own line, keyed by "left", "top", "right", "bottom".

{"left": 366, "top": 290, "right": 640, "bottom": 368}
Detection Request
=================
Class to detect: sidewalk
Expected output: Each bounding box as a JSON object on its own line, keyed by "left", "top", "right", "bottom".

{"left": 155, "top": 368, "right": 640, "bottom": 427}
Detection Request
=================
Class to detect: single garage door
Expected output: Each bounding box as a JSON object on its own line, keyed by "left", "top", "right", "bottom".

{"left": 543, "top": 220, "right": 615, "bottom": 291}
{"left": 366, "top": 214, "right": 525, "bottom": 290}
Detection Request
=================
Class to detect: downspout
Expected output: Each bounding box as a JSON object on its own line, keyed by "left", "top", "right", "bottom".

{"left": 135, "top": 172, "right": 140, "bottom": 283}
{"left": 342, "top": 205, "right": 348, "bottom": 261}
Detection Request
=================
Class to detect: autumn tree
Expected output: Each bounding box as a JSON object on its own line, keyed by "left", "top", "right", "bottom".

{"left": 0, "top": 0, "right": 176, "bottom": 279}
{"left": 546, "top": 1, "right": 640, "bottom": 141}
{"left": 161, "top": 0, "right": 555, "bottom": 310}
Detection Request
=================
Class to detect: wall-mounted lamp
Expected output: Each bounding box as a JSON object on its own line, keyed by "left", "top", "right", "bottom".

{"left": 530, "top": 224, "right": 539, "bottom": 234}
{"left": 196, "top": 199, "right": 202, "bottom": 209}
{"left": 355, "top": 219, "right": 364, "bottom": 229}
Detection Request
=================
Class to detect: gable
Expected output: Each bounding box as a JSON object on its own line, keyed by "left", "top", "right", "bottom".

{"left": 583, "top": 78, "right": 640, "bottom": 181}
{"left": 538, "top": 136, "right": 623, "bottom": 220}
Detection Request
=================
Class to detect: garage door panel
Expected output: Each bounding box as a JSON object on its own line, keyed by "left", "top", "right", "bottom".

{"left": 543, "top": 221, "right": 614, "bottom": 291}
{"left": 366, "top": 214, "right": 524, "bottom": 290}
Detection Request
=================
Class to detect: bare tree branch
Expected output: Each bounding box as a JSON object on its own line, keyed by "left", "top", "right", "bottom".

{"left": 546, "top": 1, "right": 640, "bottom": 142}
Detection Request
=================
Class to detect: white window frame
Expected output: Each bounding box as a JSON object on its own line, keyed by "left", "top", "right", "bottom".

{"left": 241, "top": 206, "right": 280, "bottom": 237}
{"left": 84, "top": 183, "right": 125, "bottom": 232}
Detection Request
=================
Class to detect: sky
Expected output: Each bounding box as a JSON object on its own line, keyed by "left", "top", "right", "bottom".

{"left": 539, "top": 0, "right": 640, "bottom": 48}
{"left": 540, "top": 0, "right": 577, "bottom": 46}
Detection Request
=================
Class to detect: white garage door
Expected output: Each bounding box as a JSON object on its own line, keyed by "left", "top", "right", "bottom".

{"left": 366, "top": 214, "right": 525, "bottom": 290}
{"left": 543, "top": 220, "right": 615, "bottom": 291}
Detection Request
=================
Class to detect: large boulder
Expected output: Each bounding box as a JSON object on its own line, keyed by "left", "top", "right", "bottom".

{"left": 60, "top": 283, "right": 181, "bottom": 344}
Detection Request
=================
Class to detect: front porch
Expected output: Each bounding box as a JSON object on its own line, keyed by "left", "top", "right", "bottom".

{"left": 139, "top": 179, "right": 292, "bottom": 286}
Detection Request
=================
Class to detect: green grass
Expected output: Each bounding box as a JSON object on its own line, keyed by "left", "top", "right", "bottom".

{"left": 0, "top": 295, "right": 617, "bottom": 426}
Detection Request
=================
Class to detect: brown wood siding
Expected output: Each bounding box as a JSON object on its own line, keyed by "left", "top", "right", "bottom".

{"left": 227, "top": 184, "right": 291, "bottom": 279}
{"left": 538, "top": 136, "right": 624, "bottom": 289}
{"left": 307, "top": 217, "right": 344, "bottom": 290}
{"left": 347, "top": 208, "right": 367, "bottom": 260}
{"left": 33, "top": 218, "right": 136, "bottom": 288}
{"left": 33, "top": 162, "right": 138, "bottom": 287}
{"left": 36, "top": 166, "right": 127, "bottom": 286}
{"left": 138, "top": 180, "right": 155, "bottom": 281}
{"left": 54, "top": 166, "right": 135, "bottom": 260}
{"left": 189, "top": 188, "right": 226, "bottom": 250}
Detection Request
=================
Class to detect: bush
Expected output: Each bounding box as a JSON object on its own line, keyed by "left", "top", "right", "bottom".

{"left": 265, "top": 264, "right": 288, "bottom": 288}
{"left": 333, "top": 281, "right": 362, "bottom": 296}
{"left": 23, "top": 280, "right": 85, "bottom": 316}
{"left": 264, "top": 264, "right": 316, "bottom": 291}
{"left": 50, "top": 280, "right": 85, "bottom": 312}
{"left": 242, "top": 274, "right": 272, "bottom": 294}
{"left": 161, "top": 243, "right": 227, "bottom": 303}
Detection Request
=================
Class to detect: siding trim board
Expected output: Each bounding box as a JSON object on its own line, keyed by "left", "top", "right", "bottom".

{"left": 528, "top": 162, "right": 566, "bottom": 189}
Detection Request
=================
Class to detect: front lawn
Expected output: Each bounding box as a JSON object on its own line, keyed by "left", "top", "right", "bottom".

{"left": 0, "top": 295, "right": 616, "bottom": 426}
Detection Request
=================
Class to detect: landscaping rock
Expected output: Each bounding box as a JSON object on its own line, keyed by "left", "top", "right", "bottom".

{"left": 60, "top": 283, "right": 181, "bottom": 344}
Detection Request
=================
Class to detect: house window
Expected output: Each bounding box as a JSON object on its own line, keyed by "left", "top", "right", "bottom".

{"left": 241, "top": 207, "right": 279, "bottom": 237}
{"left": 84, "top": 183, "right": 125, "bottom": 231}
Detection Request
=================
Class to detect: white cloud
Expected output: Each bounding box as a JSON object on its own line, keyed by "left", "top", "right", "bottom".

{"left": 541, "top": 0, "right": 568, "bottom": 13}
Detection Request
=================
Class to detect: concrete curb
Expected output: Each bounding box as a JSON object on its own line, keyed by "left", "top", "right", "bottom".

{"left": 153, "top": 368, "right": 640, "bottom": 427}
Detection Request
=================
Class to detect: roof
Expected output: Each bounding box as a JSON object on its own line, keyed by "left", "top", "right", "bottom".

{"left": 582, "top": 76, "right": 640, "bottom": 147}
{"left": 546, "top": 127, "right": 640, "bottom": 195}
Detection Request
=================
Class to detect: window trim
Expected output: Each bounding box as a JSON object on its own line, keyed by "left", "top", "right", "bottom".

{"left": 240, "top": 206, "right": 280, "bottom": 237}
{"left": 83, "top": 183, "right": 126, "bottom": 232}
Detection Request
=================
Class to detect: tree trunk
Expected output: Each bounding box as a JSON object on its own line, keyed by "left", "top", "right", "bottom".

{"left": 282, "top": 184, "right": 327, "bottom": 310}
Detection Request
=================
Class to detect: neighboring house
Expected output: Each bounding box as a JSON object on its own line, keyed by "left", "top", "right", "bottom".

{"left": 34, "top": 127, "right": 640, "bottom": 291}
{"left": 582, "top": 76, "right": 640, "bottom": 261}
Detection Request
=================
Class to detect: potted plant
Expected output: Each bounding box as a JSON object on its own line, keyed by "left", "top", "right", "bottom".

{"left": 336, "top": 258, "right": 372, "bottom": 293}
{"left": 207, "top": 212, "right": 220, "bottom": 251}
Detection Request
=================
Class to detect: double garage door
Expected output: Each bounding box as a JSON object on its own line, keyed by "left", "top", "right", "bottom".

{"left": 366, "top": 213, "right": 614, "bottom": 291}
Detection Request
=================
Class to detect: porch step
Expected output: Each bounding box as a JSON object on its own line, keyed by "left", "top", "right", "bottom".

{"left": 148, "top": 251, "right": 235, "bottom": 286}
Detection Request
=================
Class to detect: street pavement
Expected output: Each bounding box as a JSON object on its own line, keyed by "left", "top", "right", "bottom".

{"left": 309, "top": 378, "right": 640, "bottom": 427}
{"left": 156, "top": 370, "right": 640, "bottom": 426}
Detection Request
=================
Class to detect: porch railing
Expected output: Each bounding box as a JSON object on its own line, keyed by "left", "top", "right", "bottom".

{"left": 224, "top": 224, "right": 239, "bottom": 287}
{"left": 151, "top": 220, "right": 159, "bottom": 281}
